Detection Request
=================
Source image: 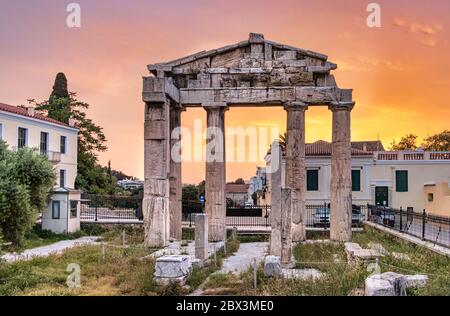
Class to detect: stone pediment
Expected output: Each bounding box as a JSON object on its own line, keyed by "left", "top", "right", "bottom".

{"left": 144, "top": 33, "right": 353, "bottom": 107}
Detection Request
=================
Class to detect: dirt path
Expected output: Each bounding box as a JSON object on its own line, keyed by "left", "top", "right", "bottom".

{"left": 219, "top": 242, "right": 268, "bottom": 275}
{"left": 1, "top": 237, "right": 99, "bottom": 262}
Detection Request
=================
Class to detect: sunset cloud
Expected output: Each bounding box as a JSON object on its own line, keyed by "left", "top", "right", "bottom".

{"left": 393, "top": 17, "right": 444, "bottom": 47}
{"left": 394, "top": 18, "right": 444, "bottom": 35}
{"left": 1, "top": 1, "right": 449, "bottom": 183}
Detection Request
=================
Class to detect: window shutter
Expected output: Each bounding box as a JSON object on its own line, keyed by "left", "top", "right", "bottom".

{"left": 396, "top": 170, "right": 408, "bottom": 192}
{"left": 307, "top": 170, "right": 319, "bottom": 191}
{"left": 352, "top": 170, "right": 361, "bottom": 191}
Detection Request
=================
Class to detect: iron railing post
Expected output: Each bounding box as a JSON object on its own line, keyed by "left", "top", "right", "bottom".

{"left": 422, "top": 209, "right": 426, "bottom": 241}
{"left": 399, "top": 207, "right": 403, "bottom": 232}
{"left": 95, "top": 197, "right": 98, "bottom": 222}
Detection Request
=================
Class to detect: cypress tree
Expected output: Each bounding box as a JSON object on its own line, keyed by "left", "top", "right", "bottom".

{"left": 50, "top": 72, "right": 70, "bottom": 99}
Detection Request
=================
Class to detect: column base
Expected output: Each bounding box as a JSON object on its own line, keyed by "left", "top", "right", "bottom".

{"left": 208, "top": 217, "right": 226, "bottom": 242}
{"left": 143, "top": 196, "right": 170, "bottom": 248}
{"left": 291, "top": 222, "right": 306, "bottom": 242}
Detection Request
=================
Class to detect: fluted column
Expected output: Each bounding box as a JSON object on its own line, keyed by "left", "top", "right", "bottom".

{"left": 169, "top": 105, "right": 184, "bottom": 241}
{"left": 204, "top": 103, "right": 228, "bottom": 242}
{"left": 329, "top": 102, "right": 355, "bottom": 242}
{"left": 284, "top": 101, "right": 308, "bottom": 242}
{"left": 270, "top": 141, "right": 282, "bottom": 256}
{"left": 143, "top": 99, "right": 170, "bottom": 247}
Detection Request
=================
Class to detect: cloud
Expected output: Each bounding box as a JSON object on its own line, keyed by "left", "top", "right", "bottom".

{"left": 394, "top": 18, "right": 443, "bottom": 35}
{"left": 394, "top": 18, "right": 444, "bottom": 47}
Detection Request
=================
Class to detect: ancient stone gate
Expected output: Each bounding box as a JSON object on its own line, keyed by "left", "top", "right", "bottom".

{"left": 142, "top": 33, "right": 354, "bottom": 247}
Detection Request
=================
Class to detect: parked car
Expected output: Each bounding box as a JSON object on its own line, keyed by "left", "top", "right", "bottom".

{"left": 313, "top": 204, "right": 363, "bottom": 227}
{"left": 375, "top": 207, "right": 396, "bottom": 227}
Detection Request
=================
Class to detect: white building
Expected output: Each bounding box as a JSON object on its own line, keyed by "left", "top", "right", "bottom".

{"left": 0, "top": 102, "right": 80, "bottom": 233}
{"left": 264, "top": 140, "right": 450, "bottom": 216}
{"left": 117, "top": 178, "right": 144, "bottom": 190}
{"left": 247, "top": 167, "right": 267, "bottom": 205}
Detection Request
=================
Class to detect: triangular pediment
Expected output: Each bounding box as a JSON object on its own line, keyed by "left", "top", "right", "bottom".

{"left": 143, "top": 33, "right": 353, "bottom": 107}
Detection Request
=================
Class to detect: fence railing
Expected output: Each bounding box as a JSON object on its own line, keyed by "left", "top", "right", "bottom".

{"left": 80, "top": 194, "right": 143, "bottom": 223}
{"left": 367, "top": 205, "right": 450, "bottom": 247}
{"left": 183, "top": 204, "right": 368, "bottom": 229}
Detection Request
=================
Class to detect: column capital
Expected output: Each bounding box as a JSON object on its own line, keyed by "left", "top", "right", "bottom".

{"left": 171, "top": 104, "right": 187, "bottom": 113}
{"left": 202, "top": 102, "right": 229, "bottom": 111}
{"left": 328, "top": 101, "right": 355, "bottom": 112}
{"left": 283, "top": 101, "right": 309, "bottom": 112}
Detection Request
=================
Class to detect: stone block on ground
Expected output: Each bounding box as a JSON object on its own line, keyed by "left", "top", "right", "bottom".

{"left": 368, "top": 242, "right": 388, "bottom": 255}
{"left": 264, "top": 255, "right": 282, "bottom": 277}
{"left": 405, "top": 275, "right": 428, "bottom": 289}
{"left": 365, "top": 275, "right": 396, "bottom": 296}
{"left": 365, "top": 272, "right": 428, "bottom": 296}
{"left": 379, "top": 272, "right": 407, "bottom": 296}
{"left": 345, "top": 242, "right": 384, "bottom": 264}
{"left": 154, "top": 255, "right": 191, "bottom": 285}
{"left": 392, "top": 252, "right": 411, "bottom": 261}
{"left": 281, "top": 268, "right": 324, "bottom": 281}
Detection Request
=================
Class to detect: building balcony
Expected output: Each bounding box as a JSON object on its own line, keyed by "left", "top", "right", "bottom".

{"left": 46, "top": 151, "right": 62, "bottom": 163}
{"left": 375, "top": 151, "right": 450, "bottom": 161}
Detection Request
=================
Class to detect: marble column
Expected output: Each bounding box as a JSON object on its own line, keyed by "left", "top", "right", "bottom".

{"left": 329, "top": 102, "right": 354, "bottom": 242}
{"left": 195, "top": 214, "right": 209, "bottom": 261}
{"left": 270, "top": 141, "right": 282, "bottom": 256}
{"left": 284, "top": 101, "right": 308, "bottom": 242}
{"left": 143, "top": 99, "right": 171, "bottom": 247}
{"left": 204, "top": 103, "right": 228, "bottom": 242}
{"left": 169, "top": 105, "right": 184, "bottom": 241}
{"left": 281, "top": 188, "right": 293, "bottom": 265}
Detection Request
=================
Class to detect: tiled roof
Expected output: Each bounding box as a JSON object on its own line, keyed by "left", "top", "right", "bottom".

{"left": 268, "top": 140, "right": 375, "bottom": 157}
{"left": 351, "top": 141, "right": 385, "bottom": 152}
{"left": 0, "top": 102, "right": 74, "bottom": 128}
{"left": 226, "top": 183, "right": 249, "bottom": 193}
{"left": 306, "top": 140, "right": 374, "bottom": 156}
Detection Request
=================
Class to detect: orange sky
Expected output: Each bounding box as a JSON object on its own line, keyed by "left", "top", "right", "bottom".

{"left": 0, "top": 0, "right": 449, "bottom": 184}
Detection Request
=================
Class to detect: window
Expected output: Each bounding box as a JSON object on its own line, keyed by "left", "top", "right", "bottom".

{"left": 40, "top": 132, "right": 49, "bottom": 155}
{"left": 352, "top": 170, "right": 361, "bottom": 192}
{"left": 396, "top": 170, "right": 408, "bottom": 192}
{"left": 18, "top": 127, "right": 27, "bottom": 148}
{"left": 0, "top": 123, "right": 3, "bottom": 140}
{"left": 428, "top": 193, "right": 434, "bottom": 202}
{"left": 60, "top": 136, "right": 67, "bottom": 154}
{"left": 52, "top": 201, "right": 60, "bottom": 219}
{"left": 70, "top": 200, "right": 78, "bottom": 218}
{"left": 60, "top": 169, "right": 66, "bottom": 188}
{"left": 307, "top": 169, "right": 319, "bottom": 191}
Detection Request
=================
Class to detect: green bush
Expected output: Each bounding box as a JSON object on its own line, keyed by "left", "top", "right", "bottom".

{"left": 0, "top": 141, "right": 55, "bottom": 246}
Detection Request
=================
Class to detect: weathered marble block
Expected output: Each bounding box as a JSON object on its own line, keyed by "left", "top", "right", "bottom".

{"left": 264, "top": 256, "right": 282, "bottom": 277}
{"left": 365, "top": 272, "right": 428, "bottom": 296}
{"left": 154, "top": 255, "right": 191, "bottom": 285}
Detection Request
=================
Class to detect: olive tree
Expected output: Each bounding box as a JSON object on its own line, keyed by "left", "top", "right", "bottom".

{"left": 0, "top": 141, "right": 55, "bottom": 246}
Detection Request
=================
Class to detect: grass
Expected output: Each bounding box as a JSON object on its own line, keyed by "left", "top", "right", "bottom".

{"left": 185, "top": 236, "right": 240, "bottom": 292}
{"left": 5, "top": 223, "right": 447, "bottom": 296}
{"left": 182, "top": 228, "right": 195, "bottom": 241}
{"left": 238, "top": 235, "right": 270, "bottom": 243}
{"left": 204, "top": 226, "right": 450, "bottom": 296}
{"left": 0, "top": 225, "right": 241, "bottom": 296}
{"left": 353, "top": 226, "right": 450, "bottom": 296}
{"left": 4, "top": 226, "right": 89, "bottom": 252}
{"left": 0, "top": 243, "right": 158, "bottom": 296}
{"left": 0, "top": 226, "right": 164, "bottom": 296}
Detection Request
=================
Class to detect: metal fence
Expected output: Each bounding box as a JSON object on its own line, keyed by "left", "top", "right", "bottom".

{"left": 182, "top": 204, "right": 368, "bottom": 229}
{"left": 80, "top": 194, "right": 143, "bottom": 223}
{"left": 367, "top": 205, "right": 450, "bottom": 247}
